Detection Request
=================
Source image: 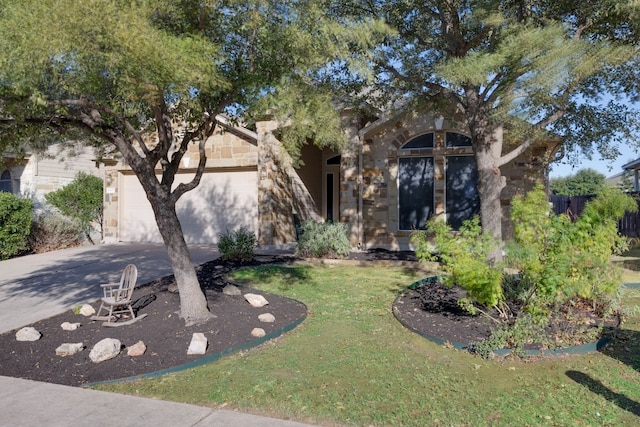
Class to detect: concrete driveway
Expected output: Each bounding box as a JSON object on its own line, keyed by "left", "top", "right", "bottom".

{"left": 0, "top": 243, "right": 220, "bottom": 334}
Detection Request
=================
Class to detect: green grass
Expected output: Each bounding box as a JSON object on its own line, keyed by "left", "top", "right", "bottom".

{"left": 98, "top": 263, "right": 640, "bottom": 426}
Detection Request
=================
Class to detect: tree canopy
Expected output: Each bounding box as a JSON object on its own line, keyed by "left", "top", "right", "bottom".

{"left": 334, "top": 0, "right": 640, "bottom": 258}
{"left": 0, "top": 0, "right": 387, "bottom": 324}
{"left": 550, "top": 168, "right": 606, "bottom": 196}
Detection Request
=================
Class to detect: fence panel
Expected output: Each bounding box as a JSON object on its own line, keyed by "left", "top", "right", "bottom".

{"left": 549, "top": 193, "right": 640, "bottom": 237}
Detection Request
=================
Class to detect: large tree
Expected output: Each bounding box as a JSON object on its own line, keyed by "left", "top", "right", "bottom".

{"left": 550, "top": 168, "right": 606, "bottom": 196}
{"left": 339, "top": 0, "right": 640, "bottom": 261}
{"left": 0, "top": 0, "right": 385, "bottom": 325}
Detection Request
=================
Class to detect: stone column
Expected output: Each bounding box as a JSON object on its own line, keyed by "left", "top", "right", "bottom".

{"left": 256, "top": 119, "right": 295, "bottom": 246}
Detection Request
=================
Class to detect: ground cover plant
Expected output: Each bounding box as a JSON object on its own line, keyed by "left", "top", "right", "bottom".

{"left": 98, "top": 263, "right": 640, "bottom": 426}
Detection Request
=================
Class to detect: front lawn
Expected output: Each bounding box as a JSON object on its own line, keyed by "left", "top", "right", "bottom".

{"left": 98, "top": 263, "right": 640, "bottom": 426}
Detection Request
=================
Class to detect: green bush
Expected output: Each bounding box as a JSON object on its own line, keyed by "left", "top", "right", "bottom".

{"left": 0, "top": 192, "right": 33, "bottom": 260}
{"left": 45, "top": 172, "right": 103, "bottom": 243}
{"left": 413, "top": 185, "right": 637, "bottom": 355}
{"left": 295, "top": 220, "right": 352, "bottom": 258}
{"left": 217, "top": 227, "right": 257, "bottom": 262}
{"left": 508, "top": 184, "right": 636, "bottom": 318}
{"left": 413, "top": 217, "right": 505, "bottom": 316}
{"left": 27, "top": 212, "right": 84, "bottom": 254}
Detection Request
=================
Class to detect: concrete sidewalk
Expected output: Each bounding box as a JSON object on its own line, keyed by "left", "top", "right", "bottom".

{"left": 0, "top": 376, "right": 315, "bottom": 427}
{"left": 0, "top": 243, "right": 317, "bottom": 427}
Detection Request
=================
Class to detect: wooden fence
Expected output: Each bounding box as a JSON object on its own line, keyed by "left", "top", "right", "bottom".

{"left": 549, "top": 193, "right": 640, "bottom": 237}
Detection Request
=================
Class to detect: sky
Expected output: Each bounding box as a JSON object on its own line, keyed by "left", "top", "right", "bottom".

{"left": 549, "top": 144, "right": 640, "bottom": 179}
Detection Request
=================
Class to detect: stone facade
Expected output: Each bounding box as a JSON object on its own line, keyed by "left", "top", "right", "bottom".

{"left": 339, "top": 112, "right": 558, "bottom": 250}
{"left": 102, "top": 111, "right": 557, "bottom": 249}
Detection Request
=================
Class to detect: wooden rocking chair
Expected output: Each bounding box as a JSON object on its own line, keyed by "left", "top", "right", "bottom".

{"left": 91, "top": 264, "right": 147, "bottom": 327}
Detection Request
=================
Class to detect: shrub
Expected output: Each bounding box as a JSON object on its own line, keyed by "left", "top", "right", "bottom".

{"left": 27, "top": 212, "right": 84, "bottom": 253}
{"left": 295, "top": 220, "right": 351, "bottom": 258}
{"left": 413, "top": 217, "right": 505, "bottom": 316}
{"left": 0, "top": 192, "right": 33, "bottom": 260}
{"left": 217, "top": 227, "right": 257, "bottom": 262}
{"left": 508, "top": 184, "right": 636, "bottom": 318}
{"left": 413, "top": 184, "right": 637, "bottom": 355}
{"left": 45, "top": 172, "right": 103, "bottom": 243}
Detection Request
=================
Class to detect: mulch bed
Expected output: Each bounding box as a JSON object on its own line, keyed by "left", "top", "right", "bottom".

{"left": 0, "top": 256, "right": 307, "bottom": 387}
{"left": 393, "top": 278, "right": 620, "bottom": 353}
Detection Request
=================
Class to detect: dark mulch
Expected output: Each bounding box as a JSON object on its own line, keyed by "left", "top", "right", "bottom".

{"left": 393, "top": 278, "right": 620, "bottom": 353}
{"left": 2, "top": 248, "right": 614, "bottom": 388}
{"left": 0, "top": 250, "right": 419, "bottom": 388}
{"left": 0, "top": 255, "right": 307, "bottom": 387}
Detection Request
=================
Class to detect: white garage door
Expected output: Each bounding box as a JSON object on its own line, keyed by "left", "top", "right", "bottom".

{"left": 119, "top": 170, "right": 258, "bottom": 244}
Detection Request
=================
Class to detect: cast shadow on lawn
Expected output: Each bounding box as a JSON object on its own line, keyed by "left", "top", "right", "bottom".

{"left": 228, "top": 263, "right": 314, "bottom": 292}
{"left": 566, "top": 328, "right": 640, "bottom": 417}
{"left": 599, "top": 328, "right": 640, "bottom": 372}
{"left": 566, "top": 370, "right": 640, "bottom": 416}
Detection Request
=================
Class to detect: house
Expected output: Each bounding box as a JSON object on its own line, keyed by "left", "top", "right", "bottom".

{"left": 1, "top": 142, "right": 103, "bottom": 206}
{"left": 103, "top": 108, "right": 559, "bottom": 250}
{"left": 621, "top": 158, "right": 640, "bottom": 191}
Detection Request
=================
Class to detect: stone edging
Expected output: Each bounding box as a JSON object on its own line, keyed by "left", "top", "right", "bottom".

{"left": 392, "top": 276, "right": 621, "bottom": 357}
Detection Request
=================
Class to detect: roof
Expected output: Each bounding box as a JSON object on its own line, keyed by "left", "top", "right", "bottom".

{"left": 622, "top": 158, "right": 640, "bottom": 170}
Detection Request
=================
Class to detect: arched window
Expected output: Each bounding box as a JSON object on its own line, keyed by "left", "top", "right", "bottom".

{"left": 0, "top": 170, "right": 12, "bottom": 193}
{"left": 445, "top": 132, "right": 472, "bottom": 147}
{"left": 397, "top": 132, "right": 479, "bottom": 231}
{"left": 326, "top": 155, "right": 341, "bottom": 165}
{"left": 401, "top": 133, "right": 434, "bottom": 150}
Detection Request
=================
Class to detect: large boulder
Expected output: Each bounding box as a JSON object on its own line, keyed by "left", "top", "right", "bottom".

{"left": 89, "top": 338, "right": 121, "bottom": 363}
{"left": 16, "top": 327, "right": 41, "bottom": 342}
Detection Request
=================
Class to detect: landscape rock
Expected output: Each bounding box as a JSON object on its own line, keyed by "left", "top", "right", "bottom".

{"left": 127, "top": 340, "right": 147, "bottom": 357}
{"left": 244, "top": 293, "right": 269, "bottom": 308}
{"left": 55, "top": 342, "right": 84, "bottom": 356}
{"left": 79, "top": 304, "right": 95, "bottom": 316}
{"left": 60, "top": 322, "right": 81, "bottom": 331}
{"left": 187, "top": 333, "right": 207, "bottom": 355}
{"left": 168, "top": 283, "right": 179, "bottom": 293}
{"left": 223, "top": 284, "right": 241, "bottom": 296}
{"left": 89, "top": 338, "right": 121, "bottom": 363}
{"left": 258, "top": 313, "right": 276, "bottom": 323}
{"left": 251, "top": 328, "right": 266, "bottom": 338}
{"left": 16, "top": 327, "right": 41, "bottom": 342}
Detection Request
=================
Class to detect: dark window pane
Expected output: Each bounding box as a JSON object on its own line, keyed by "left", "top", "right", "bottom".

{"left": 446, "top": 132, "right": 472, "bottom": 147}
{"left": 446, "top": 156, "right": 480, "bottom": 230}
{"left": 398, "top": 157, "right": 434, "bottom": 230}
{"left": 0, "top": 170, "right": 11, "bottom": 193}
{"left": 402, "top": 133, "right": 434, "bottom": 149}
{"left": 326, "top": 173, "right": 334, "bottom": 221}
{"left": 327, "top": 155, "right": 341, "bottom": 165}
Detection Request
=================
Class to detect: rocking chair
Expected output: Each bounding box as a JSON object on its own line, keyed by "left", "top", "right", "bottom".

{"left": 92, "top": 264, "right": 146, "bottom": 326}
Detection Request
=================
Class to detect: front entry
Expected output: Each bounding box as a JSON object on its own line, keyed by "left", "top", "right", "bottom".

{"left": 324, "top": 155, "right": 340, "bottom": 222}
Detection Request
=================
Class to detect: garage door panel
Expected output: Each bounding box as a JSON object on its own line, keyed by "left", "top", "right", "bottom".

{"left": 120, "top": 171, "right": 258, "bottom": 244}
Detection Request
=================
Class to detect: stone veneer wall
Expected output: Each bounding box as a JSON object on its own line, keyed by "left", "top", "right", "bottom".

{"left": 256, "top": 120, "right": 295, "bottom": 245}
{"left": 357, "top": 115, "right": 554, "bottom": 250}
{"left": 339, "top": 116, "right": 362, "bottom": 248}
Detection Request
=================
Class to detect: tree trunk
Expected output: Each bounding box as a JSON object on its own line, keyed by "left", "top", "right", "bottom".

{"left": 149, "top": 193, "right": 214, "bottom": 326}
{"left": 473, "top": 126, "right": 506, "bottom": 264}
